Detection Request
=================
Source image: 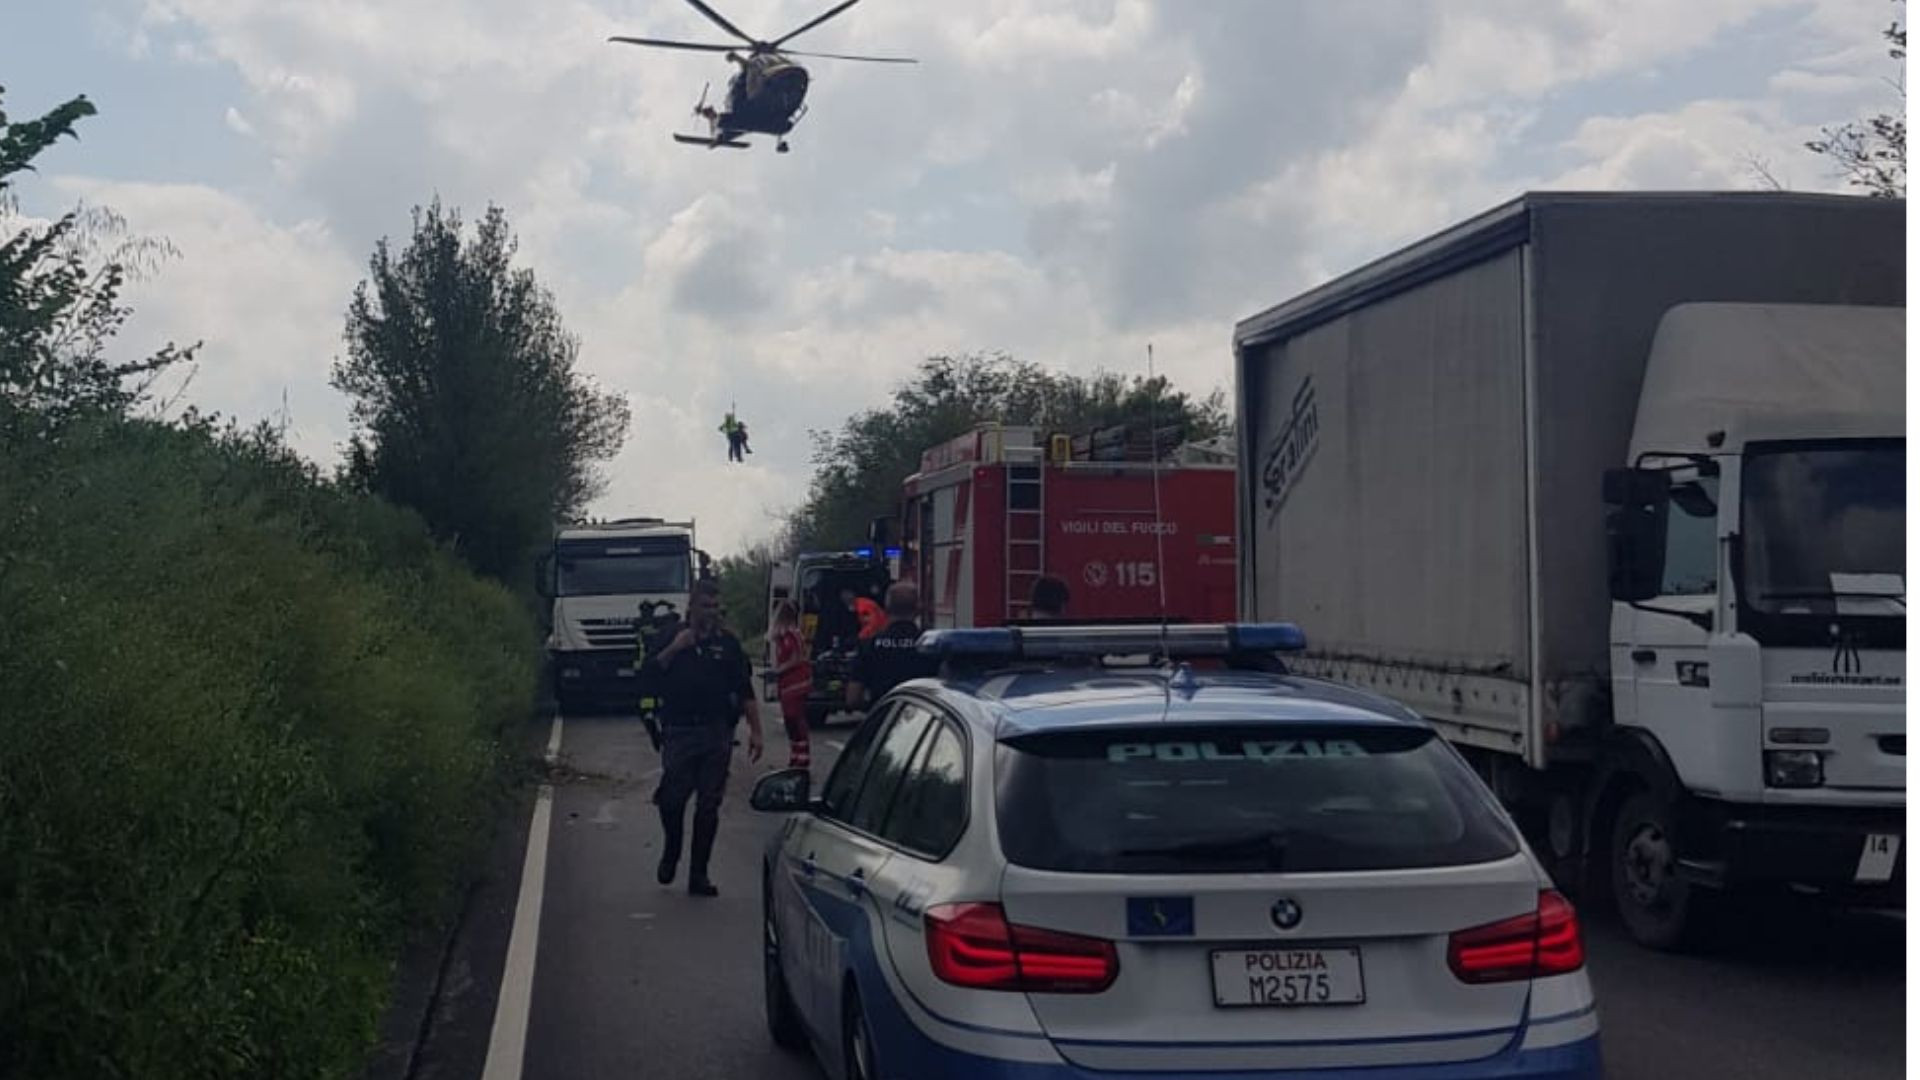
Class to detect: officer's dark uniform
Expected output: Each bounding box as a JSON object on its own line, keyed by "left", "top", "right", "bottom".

{"left": 852, "top": 619, "right": 939, "bottom": 705}
{"left": 652, "top": 628, "right": 752, "bottom": 890}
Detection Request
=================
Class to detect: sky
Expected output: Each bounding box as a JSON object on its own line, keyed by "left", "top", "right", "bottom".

{"left": 2, "top": 0, "right": 1903, "bottom": 554}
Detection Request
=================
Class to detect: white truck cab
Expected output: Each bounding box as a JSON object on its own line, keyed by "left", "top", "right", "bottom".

{"left": 542, "top": 518, "right": 705, "bottom": 711}
{"left": 1602, "top": 304, "right": 1904, "bottom": 944}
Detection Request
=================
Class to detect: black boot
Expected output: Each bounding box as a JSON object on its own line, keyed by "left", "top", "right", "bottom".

{"left": 657, "top": 810, "right": 683, "bottom": 886}
{"left": 687, "top": 812, "right": 719, "bottom": 897}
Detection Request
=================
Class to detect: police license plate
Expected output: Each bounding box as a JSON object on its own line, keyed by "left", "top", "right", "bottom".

{"left": 1211, "top": 947, "right": 1364, "bottom": 1007}
{"left": 1855, "top": 834, "right": 1901, "bottom": 883}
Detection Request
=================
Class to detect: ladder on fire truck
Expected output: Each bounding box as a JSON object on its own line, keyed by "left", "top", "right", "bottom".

{"left": 1004, "top": 442, "right": 1046, "bottom": 621}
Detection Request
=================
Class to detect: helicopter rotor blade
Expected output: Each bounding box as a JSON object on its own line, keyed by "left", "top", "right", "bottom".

{"left": 779, "top": 47, "right": 918, "bottom": 64}
{"left": 608, "top": 35, "right": 739, "bottom": 53}
{"left": 682, "top": 0, "right": 758, "bottom": 45}
{"left": 772, "top": 0, "right": 863, "bottom": 47}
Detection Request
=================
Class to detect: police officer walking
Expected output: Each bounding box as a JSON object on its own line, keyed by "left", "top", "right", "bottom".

{"left": 650, "top": 578, "right": 764, "bottom": 897}
{"left": 846, "top": 583, "right": 940, "bottom": 712}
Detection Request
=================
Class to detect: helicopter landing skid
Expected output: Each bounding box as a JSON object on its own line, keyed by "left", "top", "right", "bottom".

{"left": 673, "top": 133, "right": 752, "bottom": 149}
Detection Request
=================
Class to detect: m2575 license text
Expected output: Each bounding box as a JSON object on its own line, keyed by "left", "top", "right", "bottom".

{"left": 1211, "top": 947, "right": 1365, "bottom": 1007}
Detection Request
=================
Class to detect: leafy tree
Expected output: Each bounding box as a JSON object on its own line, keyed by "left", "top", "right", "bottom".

{"left": 715, "top": 534, "right": 786, "bottom": 648}
{"left": 788, "top": 353, "right": 1228, "bottom": 551}
{"left": 1806, "top": 1, "right": 1906, "bottom": 197}
{"left": 334, "top": 200, "right": 630, "bottom": 584}
{"left": 0, "top": 86, "right": 195, "bottom": 428}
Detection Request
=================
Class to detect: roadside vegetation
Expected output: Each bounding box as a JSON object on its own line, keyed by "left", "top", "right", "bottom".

{"left": 0, "top": 86, "right": 614, "bottom": 1079}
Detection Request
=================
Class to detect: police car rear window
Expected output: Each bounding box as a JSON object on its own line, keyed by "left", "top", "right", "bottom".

{"left": 994, "top": 725, "right": 1517, "bottom": 874}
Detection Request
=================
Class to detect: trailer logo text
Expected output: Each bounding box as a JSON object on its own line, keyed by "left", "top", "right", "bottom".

{"left": 1261, "top": 378, "right": 1320, "bottom": 521}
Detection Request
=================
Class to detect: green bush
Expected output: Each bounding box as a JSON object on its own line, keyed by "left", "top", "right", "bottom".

{"left": 0, "top": 413, "right": 540, "bottom": 1079}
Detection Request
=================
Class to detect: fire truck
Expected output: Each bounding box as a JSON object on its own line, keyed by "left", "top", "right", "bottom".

{"left": 899, "top": 423, "right": 1237, "bottom": 628}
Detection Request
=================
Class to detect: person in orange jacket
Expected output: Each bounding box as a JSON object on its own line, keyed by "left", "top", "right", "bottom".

{"left": 854, "top": 586, "right": 887, "bottom": 641}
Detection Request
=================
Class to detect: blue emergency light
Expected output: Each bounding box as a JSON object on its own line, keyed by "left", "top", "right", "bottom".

{"left": 918, "top": 622, "right": 1307, "bottom": 660}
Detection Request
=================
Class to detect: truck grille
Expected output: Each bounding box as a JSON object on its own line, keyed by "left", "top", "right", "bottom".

{"left": 579, "top": 618, "right": 639, "bottom": 648}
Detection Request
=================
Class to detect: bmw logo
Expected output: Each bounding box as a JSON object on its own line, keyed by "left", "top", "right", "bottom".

{"left": 1270, "top": 897, "right": 1304, "bottom": 931}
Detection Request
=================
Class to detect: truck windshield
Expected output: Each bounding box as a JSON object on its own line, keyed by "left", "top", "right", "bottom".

{"left": 1741, "top": 440, "right": 1904, "bottom": 636}
{"left": 556, "top": 547, "right": 690, "bottom": 597}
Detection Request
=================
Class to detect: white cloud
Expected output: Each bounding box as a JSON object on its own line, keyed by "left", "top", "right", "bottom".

{"left": 222, "top": 105, "right": 255, "bottom": 137}
{"left": 1770, "top": 69, "right": 1877, "bottom": 96}
{"left": 53, "top": 178, "right": 360, "bottom": 466}
{"left": 1544, "top": 99, "right": 1824, "bottom": 191}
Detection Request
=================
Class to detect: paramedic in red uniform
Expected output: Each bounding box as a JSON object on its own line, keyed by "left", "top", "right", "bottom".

{"left": 768, "top": 600, "right": 813, "bottom": 769}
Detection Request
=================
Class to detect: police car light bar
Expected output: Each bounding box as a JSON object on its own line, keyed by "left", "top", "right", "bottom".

{"left": 918, "top": 622, "right": 1306, "bottom": 660}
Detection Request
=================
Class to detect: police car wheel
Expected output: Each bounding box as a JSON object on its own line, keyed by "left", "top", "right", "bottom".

{"left": 763, "top": 876, "right": 807, "bottom": 1051}
{"left": 842, "top": 992, "right": 876, "bottom": 1080}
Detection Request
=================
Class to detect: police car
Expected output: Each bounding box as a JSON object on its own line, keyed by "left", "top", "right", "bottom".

{"left": 748, "top": 624, "right": 1603, "bottom": 1079}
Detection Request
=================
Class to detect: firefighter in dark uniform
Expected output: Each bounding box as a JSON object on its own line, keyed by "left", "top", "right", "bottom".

{"left": 632, "top": 598, "right": 685, "bottom": 750}
{"left": 650, "top": 578, "right": 764, "bottom": 897}
{"left": 846, "top": 582, "right": 940, "bottom": 712}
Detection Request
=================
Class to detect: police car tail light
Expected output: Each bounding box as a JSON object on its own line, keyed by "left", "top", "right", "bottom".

{"left": 924, "top": 902, "right": 1118, "bottom": 993}
{"left": 1447, "top": 890, "right": 1584, "bottom": 984}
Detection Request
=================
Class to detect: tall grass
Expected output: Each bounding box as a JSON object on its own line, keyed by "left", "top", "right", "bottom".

{"left": 0, "top": 413, "right": 540, "bottom": 1079}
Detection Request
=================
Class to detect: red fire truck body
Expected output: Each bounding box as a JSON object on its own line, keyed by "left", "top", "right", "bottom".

{"left": 900, "top": 425, "right": 1237, "bottom": 629}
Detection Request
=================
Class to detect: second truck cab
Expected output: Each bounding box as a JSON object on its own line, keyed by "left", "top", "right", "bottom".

{"left": 543, "top": 518, "right": 703, "bottom": 711}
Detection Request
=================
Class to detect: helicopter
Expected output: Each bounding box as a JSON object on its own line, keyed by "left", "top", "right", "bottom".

{"left": 611, "top": 0, "right": 916, "bottom": 153}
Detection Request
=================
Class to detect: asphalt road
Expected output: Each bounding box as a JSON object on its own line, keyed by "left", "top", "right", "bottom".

{"left": 434, "top": 711, "right": 1905, "bottom": 1080}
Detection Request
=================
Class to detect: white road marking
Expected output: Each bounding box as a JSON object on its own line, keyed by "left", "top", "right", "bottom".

{"left": 828, "top": 739, "right": 846, "bottom": 751}
{"left": 480, "top": 784, "right": 554, "bottom": 1080}
{"left": 545, "top": 714, "right": 563, "bottom": 766}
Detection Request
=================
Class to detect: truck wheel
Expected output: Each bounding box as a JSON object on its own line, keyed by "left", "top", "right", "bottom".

{"left": 1611, "top": 791, "right": 1703, "bottom": 950}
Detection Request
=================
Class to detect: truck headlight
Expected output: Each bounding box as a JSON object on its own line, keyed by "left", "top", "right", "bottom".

{"left": 1764, "top": 749, "right": 1824, "bottom": 788}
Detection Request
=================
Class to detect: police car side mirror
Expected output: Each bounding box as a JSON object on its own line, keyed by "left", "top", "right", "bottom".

{"left": 750, "top": 768, "right": 812, "bottom": 813}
